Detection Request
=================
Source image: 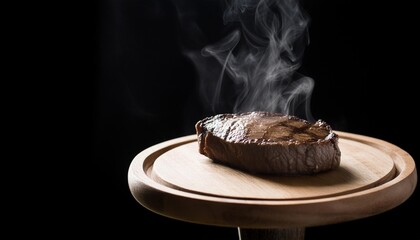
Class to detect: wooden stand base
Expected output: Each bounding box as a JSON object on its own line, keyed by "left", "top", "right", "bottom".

{"left": 238, "top": 228, "right": 305, "bottom": 240}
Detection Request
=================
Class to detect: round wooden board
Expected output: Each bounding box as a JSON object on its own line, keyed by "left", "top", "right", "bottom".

{"left": 152, "top": 137, "right": 395, "bottom": 200}
{"left": 128, "top": 131, "right": 417, "bottom": 228}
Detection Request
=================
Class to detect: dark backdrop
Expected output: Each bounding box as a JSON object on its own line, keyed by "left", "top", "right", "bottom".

{"left": 92, "top": 0, "right": 418, "bottom": 238}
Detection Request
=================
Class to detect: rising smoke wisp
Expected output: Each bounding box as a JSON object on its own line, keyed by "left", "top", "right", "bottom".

{"left": 177, "top": 0, "right": 314, "bottom": 121}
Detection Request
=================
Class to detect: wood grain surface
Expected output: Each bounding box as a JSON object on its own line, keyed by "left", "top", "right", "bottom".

{"left": 128, "top": 131, "right": 417, "bottom": 228}
{"left": 152, "top": 137, "right": 395, "bottom": 200}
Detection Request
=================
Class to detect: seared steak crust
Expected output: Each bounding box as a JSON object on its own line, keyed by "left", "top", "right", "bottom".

{"left": 195, "top": 112, "right": 341, "bottom": 175}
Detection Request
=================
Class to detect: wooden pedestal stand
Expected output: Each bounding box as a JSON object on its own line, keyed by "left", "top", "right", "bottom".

{"left": 128, "top": 132, "right": 417, "bottom": 240}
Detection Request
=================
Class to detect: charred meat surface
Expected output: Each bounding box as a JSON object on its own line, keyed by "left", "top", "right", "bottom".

{"left": 195, "top": 112, "right": 341, "bottom": 175}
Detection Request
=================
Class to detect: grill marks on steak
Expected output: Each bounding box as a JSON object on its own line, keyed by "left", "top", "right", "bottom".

{"left": 195, "top": 112, "right": 341, "bottom": 175}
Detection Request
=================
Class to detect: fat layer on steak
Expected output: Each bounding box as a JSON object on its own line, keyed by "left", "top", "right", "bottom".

{"left": 195, "top": 111, "right": 341, "bottom": 175}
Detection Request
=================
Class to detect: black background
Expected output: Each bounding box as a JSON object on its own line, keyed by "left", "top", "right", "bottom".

{"left": 90, "top": 0, "right": 418, "bottom": 238}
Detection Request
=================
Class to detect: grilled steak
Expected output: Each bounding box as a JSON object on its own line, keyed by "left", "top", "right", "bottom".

{"left": 195, "top": 111, "right": 341, "bottom": 175}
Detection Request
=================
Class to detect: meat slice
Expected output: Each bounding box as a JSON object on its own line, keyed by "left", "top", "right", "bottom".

{"left": 195, "top": 111, "right": 341, "bottom": 175}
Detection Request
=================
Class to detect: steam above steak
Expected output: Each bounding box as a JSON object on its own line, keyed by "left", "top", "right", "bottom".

{"left": 195, "top": 112, "right": 341, "bottom": 175}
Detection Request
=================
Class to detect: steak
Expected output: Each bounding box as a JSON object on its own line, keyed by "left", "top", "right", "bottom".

{"left": 195, "top": 111, "right": 341, "bottom": 175}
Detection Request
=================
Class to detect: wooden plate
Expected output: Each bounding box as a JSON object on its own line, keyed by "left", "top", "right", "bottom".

{"left": 128, "top": 131, "right": 417, "bottom": 228}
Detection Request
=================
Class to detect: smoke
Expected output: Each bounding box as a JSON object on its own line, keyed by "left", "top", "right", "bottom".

{"left": 176, "top": 0, "right": 314, "bottom": 121}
